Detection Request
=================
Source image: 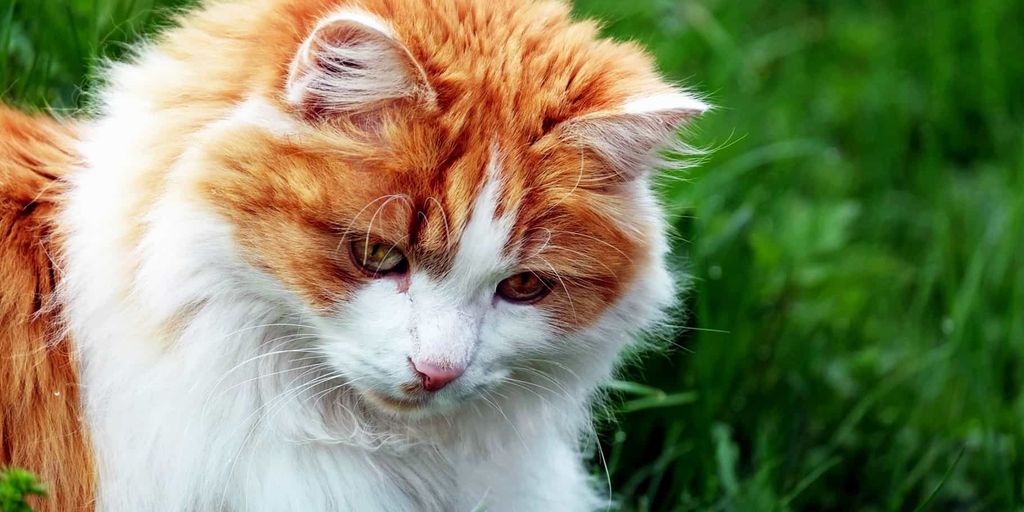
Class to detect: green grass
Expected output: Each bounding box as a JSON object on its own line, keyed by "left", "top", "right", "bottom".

{"left": 0, "top": 467, "right": 46, "bottom": 512}
{"left": 3, "top": 0, "right": 1022, "bottom": 510}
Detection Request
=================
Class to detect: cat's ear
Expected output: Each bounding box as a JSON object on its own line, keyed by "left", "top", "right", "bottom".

{"left": 559, "top": 91, "right": 708, "bottom": 180}
{"left": 286, "top": 11, "right": 436, "bottom": 119}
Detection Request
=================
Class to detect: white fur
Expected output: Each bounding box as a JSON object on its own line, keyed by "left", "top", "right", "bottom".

{"left": 622, "top": 91, "right": 709, "bottom": 116}
{"left": 314, "top": 152, "right": 547, "bottom": 414}
{"left": 58, "top": 21, "right": 679, "bottom": 512}
{"left": 228, "top": 96, "right": 303, "bottom": 135}
{"left": 316, "top": 9, "right": 395, "bottom": 38}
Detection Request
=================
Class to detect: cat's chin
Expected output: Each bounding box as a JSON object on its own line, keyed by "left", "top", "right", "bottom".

{"left": 364, "top": 390, "right": 429, "bottom": 411}
{"left": 360, "top": 390, "right": 455, "bottom": 419}
{"left": 360, "top": 387, "right": 479, "bottom": 419}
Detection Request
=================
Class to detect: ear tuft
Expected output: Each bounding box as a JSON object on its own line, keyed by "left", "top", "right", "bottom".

{"left": 560, "top": 91, "right": 708, "bottom": 180}
{"left": 286, "top": 10, "right": 436, "bottom": 119}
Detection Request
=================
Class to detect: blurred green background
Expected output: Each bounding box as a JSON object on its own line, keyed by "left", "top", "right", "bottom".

{"left": 3, "top": 0, "right": 1022, "bottom": 510}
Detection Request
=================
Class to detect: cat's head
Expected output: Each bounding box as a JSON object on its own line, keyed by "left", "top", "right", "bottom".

{"left": 173, "top": 0, "right": 705, "bottom": 417}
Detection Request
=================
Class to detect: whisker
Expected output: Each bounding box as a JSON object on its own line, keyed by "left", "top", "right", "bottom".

{"left": 546, "top": 229, "right": 634, "bottom": 262}
{"left": 538, "top": 258, "right": 578, "bottom": 322}
{"left": 499, "top": 377, "right": 550, "bottom": 404}
{"left": 479, "top": 390, "right": 528, "bottom": 451}
{"left": 426, "top": 196, "right": 452, "bottom": 247}
{"left": 334, "top": 193, "right": 412, "bottom": 255}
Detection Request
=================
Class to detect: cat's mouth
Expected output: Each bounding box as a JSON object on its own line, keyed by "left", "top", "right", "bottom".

{"left": 363, "top": 390, "right": 431, "bottom": 412}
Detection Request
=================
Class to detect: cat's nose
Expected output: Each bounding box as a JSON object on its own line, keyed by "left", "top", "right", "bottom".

{"left": 411, "top": 360, "right": 465, "bottom": 392}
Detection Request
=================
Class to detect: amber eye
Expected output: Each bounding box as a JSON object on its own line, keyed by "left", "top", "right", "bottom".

{"left": 350, "top": 239, "right": 407, "bottom": 276}
{"left": 496, "top": 272, "right": 551, "bottom": 304}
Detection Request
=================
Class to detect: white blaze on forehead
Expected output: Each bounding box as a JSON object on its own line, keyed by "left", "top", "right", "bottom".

{"left": 407, "top": 151, "right": 514, "bottom": 367}
{"left": 446, "top": 150, "right": 516, "bottom": 292}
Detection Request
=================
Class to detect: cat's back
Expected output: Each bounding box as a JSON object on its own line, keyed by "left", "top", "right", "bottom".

{"left": 0, "top": 106, "right": 93, "bottom": 511}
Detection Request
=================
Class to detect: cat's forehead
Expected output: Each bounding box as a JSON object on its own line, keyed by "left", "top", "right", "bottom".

{"left": 279, "top": 0, "right": 659, "bottom": 245}
{"left": 374, "top": 0, "right": 645, "bottom": 129}
{"left": 187, "top": 0, "right": 694, "bottom": 327}
{"left": 278, "top": 0, "right": 662, "bottom": 134}
{"left": 308, "top": 135, "right": 566, "bottom": 276}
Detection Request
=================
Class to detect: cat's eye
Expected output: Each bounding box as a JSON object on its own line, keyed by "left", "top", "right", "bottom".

{"left": 496, "top": 272, "right": 551, "bottom": 304}
{"left": 350, "top": 239, "right": 407, "bottom": 276}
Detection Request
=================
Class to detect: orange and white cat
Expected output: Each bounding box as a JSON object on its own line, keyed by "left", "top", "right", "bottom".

{"left": 0, "top": 0, "right": 705, "bottom": 510}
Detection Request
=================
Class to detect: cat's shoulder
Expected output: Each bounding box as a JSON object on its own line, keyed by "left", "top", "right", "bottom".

{"left": 0, "top": 106, "right": 75, "bottom": 209}
{"left": 0, "top": 106, "right": 73, "bottom": 306}
{"left": 0, "top": 106, "right": 71, "bottom": 308}
{"left": 0, "top": 105, "right": 93, "bottom": 512}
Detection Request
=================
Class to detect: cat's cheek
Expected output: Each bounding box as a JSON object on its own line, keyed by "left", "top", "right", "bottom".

{"left": 309, "top": 279, "right": 418, "bottom": 382}
{"left": 485, "top": 302, "right": 558, "bottom": 355}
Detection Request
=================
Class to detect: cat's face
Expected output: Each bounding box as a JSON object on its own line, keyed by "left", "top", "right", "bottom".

{"left": 188, "top": 1, "right": 704, "bottom": 416}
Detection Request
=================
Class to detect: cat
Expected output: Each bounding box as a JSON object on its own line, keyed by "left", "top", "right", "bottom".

{"left": 0, "top": 0, "right": 706, "bottom": 510}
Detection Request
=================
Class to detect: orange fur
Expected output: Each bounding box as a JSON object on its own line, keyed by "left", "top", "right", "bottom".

{"left": 0, "top": 107, "right": 93, "bottom": 511}
{"left": 160, "top": 0, "right": 672, "bottom": 327}
{"left": 0, "top": 1, "right": 691, "bottom": 507}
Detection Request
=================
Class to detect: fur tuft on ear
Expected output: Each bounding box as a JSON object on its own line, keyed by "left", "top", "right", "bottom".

{"left": 286, "top": 10, "right": 436, "bottom": 119}
{"left": 560, "top": 91, "right": 708, "bottom": 180}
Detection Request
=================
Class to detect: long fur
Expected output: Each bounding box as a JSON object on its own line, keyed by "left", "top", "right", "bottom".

{"left": 0, "top": 1, "right": 704, "bottom": 510}
{"left": 0, "top": 108, "right": 93, "bottom": 511}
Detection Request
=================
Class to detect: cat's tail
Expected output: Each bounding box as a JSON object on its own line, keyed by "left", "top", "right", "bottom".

{"left": 0, "top": 106, "right": 94, "bottom": 511}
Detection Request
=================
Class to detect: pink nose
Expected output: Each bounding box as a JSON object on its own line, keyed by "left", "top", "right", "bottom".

{"left": 411, "top": 360, "right": 465, "bottom": 392}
